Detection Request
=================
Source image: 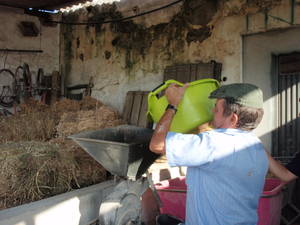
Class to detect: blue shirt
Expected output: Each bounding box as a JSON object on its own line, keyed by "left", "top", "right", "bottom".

{"left": 166, "top": 128, "right": 268, "bottom": 225}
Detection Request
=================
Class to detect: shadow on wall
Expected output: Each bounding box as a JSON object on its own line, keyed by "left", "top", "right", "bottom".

{"left": 260, "top": 118, "right": 299, "bottom": 159}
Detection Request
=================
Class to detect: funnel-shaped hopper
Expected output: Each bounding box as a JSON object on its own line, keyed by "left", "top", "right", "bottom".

{"left": 69, "top": 125, "right": 159, "bottom": 180}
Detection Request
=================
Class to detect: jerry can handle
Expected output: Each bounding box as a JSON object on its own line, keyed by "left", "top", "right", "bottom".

{"left": 151, "top": 82, "right": 166, "bottom": 93}
{"left": 150, "top": 79, "right": 183, "bottom": 96}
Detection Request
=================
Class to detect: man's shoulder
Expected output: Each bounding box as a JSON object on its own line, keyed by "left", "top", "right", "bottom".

{"left": 208, "top": 128, "right": 253, "bottom": 136}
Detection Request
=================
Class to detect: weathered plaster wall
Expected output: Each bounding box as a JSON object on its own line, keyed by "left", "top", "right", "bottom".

{"left": 243, "top": 27, "right": 300, "bottom": 152}
{"left": 242, "top": 0, "right": 300, "bottom": 151}
{"left": 61, "top": 0, "right": 293, "bottom": 114}
{"left": 0, "top": 6, "right": 60, "bottom": 81}
{"left": 60, "top": 0, "right": 219, "bottom": 112}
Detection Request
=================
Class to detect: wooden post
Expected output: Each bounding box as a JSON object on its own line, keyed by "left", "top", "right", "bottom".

{"left": 51, "top": 71, "right": 61, "bottom": 104}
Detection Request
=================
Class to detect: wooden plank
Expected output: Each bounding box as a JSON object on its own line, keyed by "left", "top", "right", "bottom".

{"left": 163, "top": 66, "right": 176, "bottom": 81}
{"left": 50, "top": 71, "right": 61, "bottom": 104}
{"left": 163, "top": 66, "right": 172, "bottom": 81}
{"left": 175, "top": 65, "right": 181, "bottom": 82}
{"left": 163, "top": 62, "right": 221, "bottom": 85}
{"left": 122, "top": 91, "right": 152, "bottom": 128}
{"left": 122, "top": 91, "right": 134, "bottom": 123}
{"left": 213, "top": 61, "right": 222, "bottom": 81}
{"left": 196, "top": 63, "right": 215, "bottom": 80}
{"left": 176, "top": 64, "right": 190, "bottom": 83}
{"left": 190, "top": 64, "right": 197, "bottom": 82}
{"left": 138, "top": 91, "right": 150, "bottom": 128}
{"left": 130, "top": 91, "right": 143, "bottom": 126}
{"left": 184, "top": 64, "right": 192, "bottom": 83}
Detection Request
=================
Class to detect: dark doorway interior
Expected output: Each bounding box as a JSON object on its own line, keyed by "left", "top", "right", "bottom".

{"left": 272, "top": 52, "right": 300, "bottom": 225}
{"left": 272, "top": 52, "right": 300, "bottom": 159}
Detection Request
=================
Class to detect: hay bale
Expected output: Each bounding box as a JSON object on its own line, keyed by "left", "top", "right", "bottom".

{"left": 56, "top": 105, "right": 124, "bottom": 138}
{"left": 51, "top": 96, "right": 102, "bottom": 115}
{"left": 51, "top": 98, "right": 80, "bottom": 115}
{"left": 80, "top": 96, "right": 103, "bottom": 110}
{"left": 0, "top": 141, "right": 107, "bottom": 210}
{"left": 0, "top": 97, "right": 126, "bottom": 210}
{"left": 0, "top": 110, "right": 57, "bottom": 143}
{"left": 19, "top": 98, "right": 50, "bottom": 114}
{"left": 0, "top": 97, "right": 119, "bottom": 142}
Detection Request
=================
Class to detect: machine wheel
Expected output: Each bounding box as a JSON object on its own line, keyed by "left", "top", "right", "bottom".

{"left": 0, "top": 68, "right": 16, "bottom": 107}
{"left": 23, "top": 63, "right": 31, "bottom": 87}
{"left": 114, "top": 193, "right": 141, "bottom": 225}
{"left": 99, "top": 179, "right": 149, "bottom": 225}
{"left": 36, "top": 68, "right": 44, "bottom": 95}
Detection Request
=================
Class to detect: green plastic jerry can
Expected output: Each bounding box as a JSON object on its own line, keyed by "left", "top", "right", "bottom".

{"left": 147, "top": 79, "right": 219, "bottom": 133}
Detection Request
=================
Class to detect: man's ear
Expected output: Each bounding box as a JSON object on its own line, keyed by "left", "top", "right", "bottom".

{"left": 231, "top": 113, "right": 239, "bottom": 128}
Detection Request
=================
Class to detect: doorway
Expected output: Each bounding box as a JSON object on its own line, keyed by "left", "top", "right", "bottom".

{"left": 273, "top": 52, "right": 300, "bottom": 158}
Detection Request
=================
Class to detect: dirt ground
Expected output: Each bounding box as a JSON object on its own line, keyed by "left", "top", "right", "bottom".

{"left": 0, "top": 97, "right": 125, "bottom": 210}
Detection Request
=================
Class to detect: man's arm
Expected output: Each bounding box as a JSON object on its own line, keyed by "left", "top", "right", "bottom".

{"left": 266, "top": 152, "right": 297, "bottom": 183}
{"left": 149, "top": 83, "right": 188, "bottom": 154}
{"left": 149, "top": 108, "right": 175, "bottom": 154}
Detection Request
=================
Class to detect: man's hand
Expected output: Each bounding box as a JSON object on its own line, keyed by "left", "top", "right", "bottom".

{"left": 165, "top": 83, "right": 189, "bottom": 106}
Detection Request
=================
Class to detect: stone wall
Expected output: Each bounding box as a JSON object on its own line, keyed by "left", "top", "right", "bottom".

{"left": 60, "top": 0, "right": 299, "bottom": 112}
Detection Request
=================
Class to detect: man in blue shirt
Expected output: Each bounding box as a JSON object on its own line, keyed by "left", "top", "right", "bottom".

{"left": 150, "top": 83, "right": 268, "bottom": 225}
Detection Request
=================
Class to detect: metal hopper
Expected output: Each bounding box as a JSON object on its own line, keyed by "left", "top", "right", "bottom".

{"left": 69, "top": 125, "right": 159, "bottom": 180}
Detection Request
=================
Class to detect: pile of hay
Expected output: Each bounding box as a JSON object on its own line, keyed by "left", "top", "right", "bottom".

{"left": 0, "top": 97, "right": 124, "bottom": 142}
{"left": 0, "top": 100, "right": 56, "bottom": 143}
{"left": 0, "top": 141, "right": 108, "bottom": 210}
{"left": 56, "top": 105, "right": 123, "bottom": 138}
{"left": 0, "top": 97, "right": 125, "bottom": 209}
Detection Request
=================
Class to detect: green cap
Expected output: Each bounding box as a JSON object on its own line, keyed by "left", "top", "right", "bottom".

{"left": 209, "top": 83, "right": 263, "bottom": 108}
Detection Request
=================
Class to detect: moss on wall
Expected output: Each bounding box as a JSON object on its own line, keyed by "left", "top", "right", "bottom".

{"left": 182, "top": 0, "right": 218, "bottom": 25}
{"left": 107, "top": 0, "right": 218, "bottom": 76}
{"left": 87, "top": 3, "right": 122, "bottom": 34}
{"left": 60, "top": 0, "right": 283, "bottom": 79}
{"left": 61, "top": 24, "right": 74, "bottom": 80}
{"left": 61, "top": 0, "right": 218, "bottom": 78}
{"left": 62, "top": 13, "right": 79, "bottom": 23}
{"left": 247, "top": 0, "right": 282, "bottom": 11}
{"left": 111, "top": 20, "right": 152, "bottom": 75}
